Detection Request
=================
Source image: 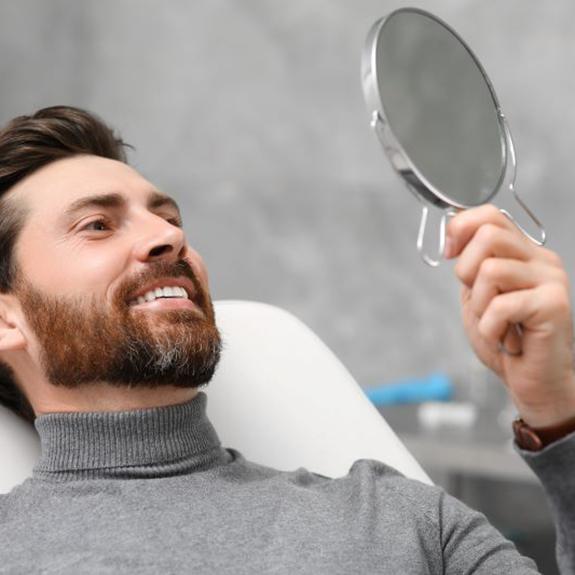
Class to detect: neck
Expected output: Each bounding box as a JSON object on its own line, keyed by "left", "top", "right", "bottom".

{"left": 31, "top": 384, "right": 199, "bottom": 416}
{"left": 32, "top": 391, "right": 230, "bottom": 480}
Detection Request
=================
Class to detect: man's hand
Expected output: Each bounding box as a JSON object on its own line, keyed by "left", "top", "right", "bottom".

{"left": 446, "top": 204, "right": 575, "bottom": 428}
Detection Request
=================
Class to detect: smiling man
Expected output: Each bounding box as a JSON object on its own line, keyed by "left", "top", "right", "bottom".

{"left": 0, "top": 112, "right": 221, "bottom": 418}
{"left": 0, "top": 106, "right": 573, "bottom": 574}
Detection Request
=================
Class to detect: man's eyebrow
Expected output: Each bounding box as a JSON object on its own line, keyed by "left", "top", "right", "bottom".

{"left": 147, "top": 190, "right": 182, "bottom": 216}
{"left": 62, "top": 191, "right": 182, "bottom": 220}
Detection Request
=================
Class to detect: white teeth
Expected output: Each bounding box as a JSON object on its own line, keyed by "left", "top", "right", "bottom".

{"left": 132, "top": 285, "right": 190, "bottom": 306}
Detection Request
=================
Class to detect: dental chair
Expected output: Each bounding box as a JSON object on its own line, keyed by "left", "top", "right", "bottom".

{"left": 0, "top": 300, "right": 431, "bottom": 494}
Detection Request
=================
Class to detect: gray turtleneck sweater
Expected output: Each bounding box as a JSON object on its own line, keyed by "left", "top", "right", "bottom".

{"left": 0, "top": 392, "right": 572, "bottom": 574}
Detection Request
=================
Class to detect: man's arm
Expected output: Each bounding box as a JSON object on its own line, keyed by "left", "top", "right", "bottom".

{"left": 519, "top": 432, "right": 575, "bottom": 575}
{"left": 446, "top": 205, "right": 575, "bottom": 574}
{"left": 438, "top": 488, "right": 541, "bottom": 573}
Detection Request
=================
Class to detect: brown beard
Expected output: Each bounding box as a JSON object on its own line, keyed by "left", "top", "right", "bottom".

{"left": 14, "top": 260, "right": 222, "bottom": 390}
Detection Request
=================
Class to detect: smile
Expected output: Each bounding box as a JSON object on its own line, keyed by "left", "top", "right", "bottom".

{"left": 129, "top": 285, "right": 190, "bottom": 307}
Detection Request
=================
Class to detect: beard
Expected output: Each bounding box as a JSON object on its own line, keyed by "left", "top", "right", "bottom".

{"left": 14, "top": 260, "right": 222, "bottom": 390}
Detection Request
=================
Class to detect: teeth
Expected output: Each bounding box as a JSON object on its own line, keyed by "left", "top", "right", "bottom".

{"left": 132, "top": 285, "right": 190, "bottom": 306}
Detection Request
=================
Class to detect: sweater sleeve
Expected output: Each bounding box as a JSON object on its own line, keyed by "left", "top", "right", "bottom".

{"left": 517, "top": 431, "right": 575, "bottom": 575}
{"left": 438, "top": 489, "right": 541, "bottom": 573}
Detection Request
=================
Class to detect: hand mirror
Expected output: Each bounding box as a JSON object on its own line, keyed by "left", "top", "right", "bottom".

{"left": 361, "top": 8, "right": 546, "bottom": 266}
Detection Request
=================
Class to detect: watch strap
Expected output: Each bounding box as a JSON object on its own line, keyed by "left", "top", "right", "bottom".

{"left": 513, "top": 416, "right": 575, "bottom": 451}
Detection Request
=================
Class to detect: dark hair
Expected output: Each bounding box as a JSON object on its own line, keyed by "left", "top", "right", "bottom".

{"left": 0, "top": 106, "right": 131, "bottom": 423}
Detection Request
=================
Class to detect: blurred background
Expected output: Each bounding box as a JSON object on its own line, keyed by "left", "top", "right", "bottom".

{"left": 1, "top": 1, "right": 572, "bottom": 571}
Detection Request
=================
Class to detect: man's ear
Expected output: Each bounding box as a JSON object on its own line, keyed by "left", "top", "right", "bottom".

{"left": 0, "top": 294, "right": 27, "bottom": 352}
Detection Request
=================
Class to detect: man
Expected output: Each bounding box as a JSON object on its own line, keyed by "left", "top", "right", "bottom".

{"left": 0, "top": 106, "right": 572, "bottom": 574}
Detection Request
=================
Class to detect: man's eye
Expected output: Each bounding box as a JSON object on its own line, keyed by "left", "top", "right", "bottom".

{"left": 81, "top": 219, "right": 111, "bottom": 232}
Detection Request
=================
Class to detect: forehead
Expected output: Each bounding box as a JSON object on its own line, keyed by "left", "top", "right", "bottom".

{"left": 9, "top": 154, "right": 157, "bottom": 215}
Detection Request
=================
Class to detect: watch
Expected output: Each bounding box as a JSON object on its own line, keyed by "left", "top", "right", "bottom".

{"left": 513, "top": 416, "right": 575, "bottom": 451}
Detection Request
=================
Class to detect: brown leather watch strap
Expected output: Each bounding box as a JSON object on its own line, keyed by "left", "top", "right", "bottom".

{"left": 513, "top": 416, "right": 575, "bottom": 451}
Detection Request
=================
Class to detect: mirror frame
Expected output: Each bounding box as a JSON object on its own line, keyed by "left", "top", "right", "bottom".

{"left": 361, "top": 7, "right": 545, "bottom": 266}
{"left": 361, "top": 7, "right": 508, "bottom": 210}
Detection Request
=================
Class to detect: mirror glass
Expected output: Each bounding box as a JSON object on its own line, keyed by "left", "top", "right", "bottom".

{"left": 375, "top": 9, "right": 504, "bottom": 206}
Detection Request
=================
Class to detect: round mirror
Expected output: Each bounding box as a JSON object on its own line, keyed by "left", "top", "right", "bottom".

{"left": 375, "top": 9, "right": 504, "bottom": 207}
{"left": 362, "top": 8, "right": 545, "bottom": 265}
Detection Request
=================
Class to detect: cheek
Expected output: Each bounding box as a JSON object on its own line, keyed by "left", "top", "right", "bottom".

{"left": 186, "top": 248, "right": 210, "bottom": 291}
{"left": 17, "top": 231, "right": 125, "bottom": 297}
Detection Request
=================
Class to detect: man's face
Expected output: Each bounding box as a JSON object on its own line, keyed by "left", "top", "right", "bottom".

{"left": 8, "top": 154, "right": 221, "bottom": 390}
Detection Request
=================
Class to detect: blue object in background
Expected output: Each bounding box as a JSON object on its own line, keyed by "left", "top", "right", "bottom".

{"left": 365, "top": 373, "right": 453, "bottom": 406}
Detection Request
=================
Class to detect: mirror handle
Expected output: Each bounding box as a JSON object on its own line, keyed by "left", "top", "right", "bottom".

{"left": 498, "top": 112, "right": 546, "bottom": 246}
{"left": 416, "top": 204, "right": 454, "bottom": 267}
{"left": 369, "top": 111, "right": 451, "bottom": 267}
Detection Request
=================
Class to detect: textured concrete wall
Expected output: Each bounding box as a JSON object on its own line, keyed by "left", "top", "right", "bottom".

{"left": 1, "top": 0, "right": 574, "bottom": 392}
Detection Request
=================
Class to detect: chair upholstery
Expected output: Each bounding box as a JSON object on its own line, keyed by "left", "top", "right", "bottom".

{"left": 0, "top": 403, "right": 40, "bottom": 494}
{"left": 0, "top": 300, "right": 431, "bottom": 494}
{"left": 207, "top": 301, "right": 431, "bottom": 483}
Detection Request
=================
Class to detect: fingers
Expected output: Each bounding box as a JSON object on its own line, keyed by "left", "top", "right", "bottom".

{"left": 469, "top": 258, "right": 565, "bottom": 319}
{"left": 446, "top": 204, "right": 520, "bottom": 259}
{"left": 447, "top": 205, "right": 561, "bottom": 289}
{"left": 478, "top": 283, "right": 571, "bottom": 350}
{"left": 453, "top": 224, "right": 533, "bottom": 288}
{"left": 501, "top": 324, "right": 523, "bottom": 357}
{"left": 449, "top": 204, "right": 571, "bottom": 357}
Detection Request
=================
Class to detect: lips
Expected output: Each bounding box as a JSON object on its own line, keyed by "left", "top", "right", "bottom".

{"left": 129, "top": 285, "right": 188, "bottom": 306}
{"left": 130, "top": 296, "right": 200, "bottom": 313}
{"left": 126, "top": 276, "right": 197, "bottom": 307}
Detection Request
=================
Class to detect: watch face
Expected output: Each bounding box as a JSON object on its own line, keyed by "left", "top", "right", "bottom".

{"left": 513, "top": 416, "right": 575, "bottom": 451}
{"left": 513, "top": 419, "right": 543, "bottom": 452}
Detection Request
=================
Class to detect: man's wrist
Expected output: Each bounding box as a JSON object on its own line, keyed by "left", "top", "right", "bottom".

{"left": 512, "top": 373, "right": 575, "bottom": 428}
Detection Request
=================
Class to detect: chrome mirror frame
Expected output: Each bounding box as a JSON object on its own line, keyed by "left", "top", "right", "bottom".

{"left": 361, "top": 8, "right": 546, "bottom": 267}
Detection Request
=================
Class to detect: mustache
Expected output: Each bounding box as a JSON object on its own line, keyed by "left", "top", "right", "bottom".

{"left": 115, "top": 260, "right": 204, "bottom": 308}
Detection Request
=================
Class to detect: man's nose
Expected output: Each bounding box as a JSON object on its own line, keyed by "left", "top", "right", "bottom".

{"left": 132, "top": 214, "right": 187, "bottom": 263}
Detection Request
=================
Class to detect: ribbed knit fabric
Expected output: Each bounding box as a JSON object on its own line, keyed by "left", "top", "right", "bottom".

{"left": 520, "top": 434, "right": 575, "bottom": 575}
{"left": 32, "top": 392, "right": 230, "bottom": 481}
{"left": 1, "top": 391, "right": 571, "bottom": 573}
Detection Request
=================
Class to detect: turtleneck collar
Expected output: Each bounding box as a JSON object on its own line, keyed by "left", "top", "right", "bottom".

{"left": 32, "top": 391, "right": 231, "bottom": 481}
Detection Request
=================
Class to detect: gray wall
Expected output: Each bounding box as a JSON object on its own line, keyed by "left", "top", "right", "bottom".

{"left": 1, "top": 0, "right": 574, "bottom": 391}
